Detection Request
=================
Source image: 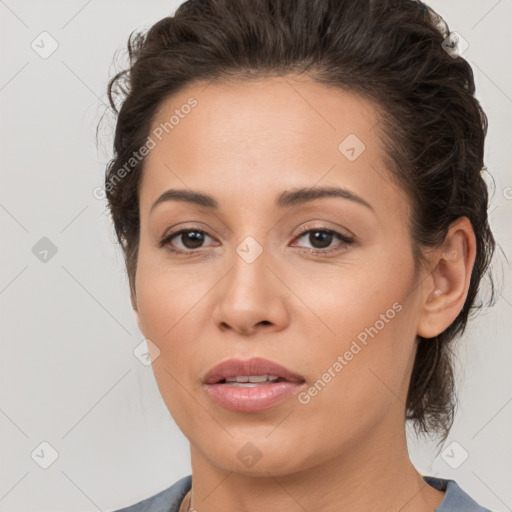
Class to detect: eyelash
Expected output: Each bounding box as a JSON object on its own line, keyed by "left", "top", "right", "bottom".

{"left": 158, "top": 224, "right": 355, "bottom": 256}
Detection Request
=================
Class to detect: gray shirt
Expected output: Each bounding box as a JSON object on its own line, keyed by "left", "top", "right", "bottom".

{"left": 113, "top": 474, "right": 494, "bottom": 511}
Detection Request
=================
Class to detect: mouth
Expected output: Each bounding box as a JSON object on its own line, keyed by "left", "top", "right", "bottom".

{"left": 202, "top": 357, "right": 306, "bottom": 385}
{"left": 202, "top": 357, "right": 306, "bottom": 412}
{"left": 215, "top": 376, "right": 291, "bottom": 387}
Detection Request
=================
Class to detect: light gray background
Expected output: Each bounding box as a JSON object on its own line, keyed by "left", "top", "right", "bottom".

{"left": 1, "top": 1, "right": 511, "bottom": 511}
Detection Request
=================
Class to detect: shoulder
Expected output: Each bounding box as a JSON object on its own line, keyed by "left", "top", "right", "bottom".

{"left": 112, "top": 473, "right": 494, "bottom": 511}
{"left": 112, "top": 474, "right": 192, "bottom": 512}
{"left": 423, "top": 475, "right": 495, "bottom": 512}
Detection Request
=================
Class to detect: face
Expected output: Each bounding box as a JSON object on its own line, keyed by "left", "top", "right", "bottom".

{"left": 132, "top": 76, "right": 427, "bottom": 476}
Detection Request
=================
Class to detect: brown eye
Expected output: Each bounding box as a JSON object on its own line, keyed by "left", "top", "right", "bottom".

{"left": 303, "top": 230, "right": 334, "bottom": 249}
{"left": 292, "top": 228, "right": 354, "bottom": 253}
{"left": 159, "top": 229, "right": 214, "bottom": 252}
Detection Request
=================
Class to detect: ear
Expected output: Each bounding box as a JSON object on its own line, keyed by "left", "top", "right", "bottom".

{"left": 131, "top": 289, "right": 145, "bottom": 335}
{"left": 417, "top": 217, "right": 477, "bottom": 339}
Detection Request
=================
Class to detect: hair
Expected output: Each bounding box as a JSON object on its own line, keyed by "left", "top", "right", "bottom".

{"left": 103, "top": 0, "right": 497, "bottom": 447}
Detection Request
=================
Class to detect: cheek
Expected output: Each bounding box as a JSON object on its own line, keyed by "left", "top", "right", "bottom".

{"left": 301, "top": 301, "right": 412, "bottom": 400}
{"left": 289, "top": 300, "right": 415, "bottom": 459}
{"left": 135, "top": 244, "right": 210, "bottom": 343}
{"left": 134, "top": 250, "right": 212, "bottom": 412}
{"left": 291, "top": 250, "right": 417, "bottom": 415}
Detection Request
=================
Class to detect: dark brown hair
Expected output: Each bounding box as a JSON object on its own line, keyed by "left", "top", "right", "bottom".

{"left": 103, "top": 0, "right": 497, "bottom": 446}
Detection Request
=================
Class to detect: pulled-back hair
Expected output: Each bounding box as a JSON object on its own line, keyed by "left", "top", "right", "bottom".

{"left": 104, "top": 0, "right": 496, "bottom": 445}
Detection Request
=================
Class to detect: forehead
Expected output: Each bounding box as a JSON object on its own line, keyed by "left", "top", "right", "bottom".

{"left": 139, "top": 75, "right": 408, "bottom": 222}
{"left": 146, "top": 75, "right": 380, "bottom": 161}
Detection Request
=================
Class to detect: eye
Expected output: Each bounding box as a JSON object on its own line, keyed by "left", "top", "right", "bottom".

{"left": 291, "top": 226, "right": 354, "bottom": 254}
{"left": 159, "top": 225, "right": 355, "bottom": 255}
{"left": 159, "top": 229, "right": 217, "bottom": 253}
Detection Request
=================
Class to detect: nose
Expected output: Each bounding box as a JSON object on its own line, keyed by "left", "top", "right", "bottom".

{"left": 211, "top": 247, "right": 290, "bottom": 336}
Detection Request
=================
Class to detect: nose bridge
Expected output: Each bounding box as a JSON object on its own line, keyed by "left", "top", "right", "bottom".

{"left": 211, "top": 231, "right": 289, "bottom": 333}
{"left": 235, "top": 233, "right": 266, "bottom": 266}
{"left": 226, "top": 233, "right": 271, "bottom": 299}
{"left": 224, "top": 210, "right": 291, "bottom": 293}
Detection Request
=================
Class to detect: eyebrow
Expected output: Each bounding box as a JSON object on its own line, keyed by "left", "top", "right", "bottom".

{"left": 149, "top": 186, "right": 375, "bottom": 214}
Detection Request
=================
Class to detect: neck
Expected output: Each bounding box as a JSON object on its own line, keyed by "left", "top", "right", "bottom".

{"left": 186, "top": 409, "right": 445, "bottom": 512}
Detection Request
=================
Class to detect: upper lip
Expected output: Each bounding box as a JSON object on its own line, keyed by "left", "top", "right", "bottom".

{"left": 203, "top": 357, "right": 306, "bottom": 384}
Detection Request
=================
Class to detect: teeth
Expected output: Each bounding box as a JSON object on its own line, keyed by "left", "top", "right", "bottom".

{"left": 224, "top": 375, "right": 280, "bottom": 383}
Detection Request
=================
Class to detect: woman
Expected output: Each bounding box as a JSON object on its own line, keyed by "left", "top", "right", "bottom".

{"left": 104, "top": 0, "right": 497, "bottom": 510}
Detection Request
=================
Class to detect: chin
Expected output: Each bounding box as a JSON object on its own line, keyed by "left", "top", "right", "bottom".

{"left": 201, "top": 440, "right": 317, "bottom": 478}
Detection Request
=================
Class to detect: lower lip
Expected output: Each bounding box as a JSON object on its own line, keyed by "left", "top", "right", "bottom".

{"left": 204, "top": 381, "right": 305, "bottom": 412}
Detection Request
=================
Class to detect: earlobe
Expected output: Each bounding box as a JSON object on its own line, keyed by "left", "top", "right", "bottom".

{"left": 416, "top": 217, "right": 476, "bottom": 339}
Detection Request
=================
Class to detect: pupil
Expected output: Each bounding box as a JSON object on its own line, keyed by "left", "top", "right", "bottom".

{"left": 183, "top": 231, "right": 204, "bottom": 249}
{"left": 310, "top": 231, "right": 332, "bottom": 249}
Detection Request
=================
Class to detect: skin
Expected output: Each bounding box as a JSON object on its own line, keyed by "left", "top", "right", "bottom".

{"left": 131, "top": 75, "right": 476, "bottom": 512}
